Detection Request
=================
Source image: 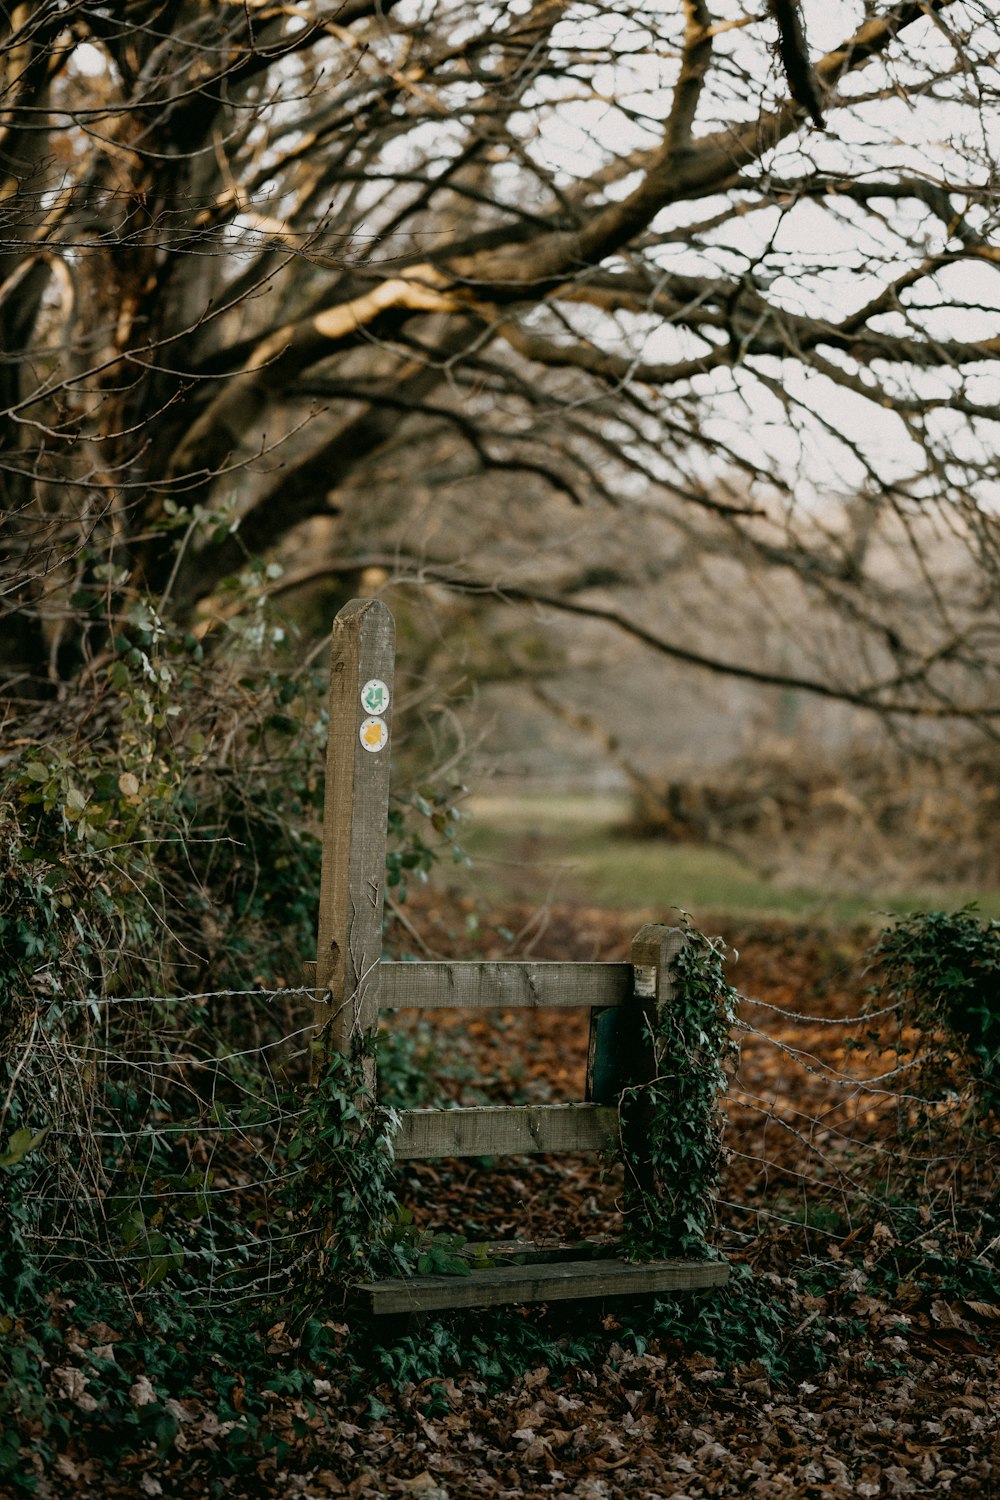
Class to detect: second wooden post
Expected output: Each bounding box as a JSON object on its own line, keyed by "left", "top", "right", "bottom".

{"left": 622, "top": 923, "right": 688, "bottom": 1237}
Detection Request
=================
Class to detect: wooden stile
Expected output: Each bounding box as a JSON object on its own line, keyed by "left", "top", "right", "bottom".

{"left": 315, "top": 600, "right": 729, "bottom": 1312}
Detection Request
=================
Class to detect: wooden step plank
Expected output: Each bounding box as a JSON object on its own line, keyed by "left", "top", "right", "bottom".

{"left": 479, "top": 1237, "right": 618, "bottom": 1265}
{"left": 361, "top": 1257, "right": 729, "bottom": 1314}
{"left": 379, "top": 960, "right": 632, "bottom": 1012}
{"left": 393, "top": 1103, "right": 619, "bottom": 1160}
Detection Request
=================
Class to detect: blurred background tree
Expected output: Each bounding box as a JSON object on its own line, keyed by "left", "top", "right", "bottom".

{"left": 2, "top": 0, "right": 998, "bottom": 924}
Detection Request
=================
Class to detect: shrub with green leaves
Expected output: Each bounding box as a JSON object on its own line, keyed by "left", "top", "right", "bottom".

{"left": 0, "top": 567, "right": 464, "bottom": 1320}
{"left": 870, "top": 907, "right": 1000, "bottom": 1110}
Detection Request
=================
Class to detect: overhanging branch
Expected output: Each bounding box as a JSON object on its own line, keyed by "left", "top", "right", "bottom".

{"left": 265, "top": 555, "right": 1000, "bottom": 721}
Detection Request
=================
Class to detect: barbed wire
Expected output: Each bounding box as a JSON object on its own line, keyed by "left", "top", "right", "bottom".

{"left": 31, "top": 1167, "right": 306, "bottom": 1204}
{"left": 28, "top": 1227, "right": 318, "bottom": 1265}
{"left": 737, "top": 993, "right": 909, "bottom": 1025}
{"left": 45, "top": 1112, "right": 306, "bottom": 1138}
{"left": 53, "top": 985, "right": 324, "bottom": 1007}
{"left": 50, "top": 1024, "right": 317, "bottom": 1067}
{"left": 726, "top": 1088, "right": 970, "bottom": 1163}
{"left": 738, "top": 1022, "right": 953, "bottom": 1096}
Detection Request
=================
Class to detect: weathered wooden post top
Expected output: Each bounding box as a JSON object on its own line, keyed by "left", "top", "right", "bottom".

{"left": 315, "top": 598, "right": 730, "bottom": 1314}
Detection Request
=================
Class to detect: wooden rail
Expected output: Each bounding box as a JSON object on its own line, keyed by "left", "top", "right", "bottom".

{"left": 392, "top": 1102, "right": 620, "bottom": 1160}
{"left": 379, "top": 960, "right": 632, "bottom": 1011}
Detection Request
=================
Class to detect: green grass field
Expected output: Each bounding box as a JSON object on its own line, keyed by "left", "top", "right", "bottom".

{"left": 458, "top": 791, "right": 1000, "bottom": 926}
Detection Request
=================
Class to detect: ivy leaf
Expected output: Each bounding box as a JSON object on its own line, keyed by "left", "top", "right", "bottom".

{"left": 436, "top": 1254, "right": 472, "bottom": 1277}
{"left": 0, "top": 1125, "right": 50, "bottom": 1168}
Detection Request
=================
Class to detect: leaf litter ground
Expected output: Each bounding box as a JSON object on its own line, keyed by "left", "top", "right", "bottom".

{"left": 13, "top": 894, "right": 999, "bottom": 1498}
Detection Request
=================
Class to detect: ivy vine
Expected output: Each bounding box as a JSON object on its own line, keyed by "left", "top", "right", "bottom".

{"left": 287, "top": 1043, "right": 403, "bottom": 1295}
{"left": 287, "top": 1038, "right": 484, "bottom": 1305}
{"left": 869, "top": 907, "right": 1000, "bottom": 1111}
{"left": 620, "top": 927, "right": 739, "bottom": 1262}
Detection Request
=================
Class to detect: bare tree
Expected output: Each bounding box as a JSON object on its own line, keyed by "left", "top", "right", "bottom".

{"left": 2, "top": 0, "right": 998, "bottom": 723}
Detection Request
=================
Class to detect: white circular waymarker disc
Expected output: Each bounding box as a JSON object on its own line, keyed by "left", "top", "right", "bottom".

{"left": 359, "top": 716, "right": 389, "bottom": 753}
{"left": 360, "top": 678, "right": 390, "bottom": 715}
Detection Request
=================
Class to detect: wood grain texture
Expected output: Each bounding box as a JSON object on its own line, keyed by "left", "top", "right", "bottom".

{"left": 392, "top": 1103, "right": 620, "bottom": 1160}
{"left": 622, "top": 924, "right": 688, "bottom": 1222}
{"left": 361, "top": 1256, "right": 729, "bottom": 1313}
{"left": 315, "top": 598, "right": 394, "bottom": 1085}
{"left": 379, "top": 960, "right": 632, "bottom": 1011}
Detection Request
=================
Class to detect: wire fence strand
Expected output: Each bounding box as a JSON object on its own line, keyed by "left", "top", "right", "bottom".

{"left": 4, "top": 969, "right": 997, "bottom": 1310}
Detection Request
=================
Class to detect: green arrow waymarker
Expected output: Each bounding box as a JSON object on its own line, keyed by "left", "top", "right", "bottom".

{"left": 361, "top": 678, "right": 389, "bottom": 713}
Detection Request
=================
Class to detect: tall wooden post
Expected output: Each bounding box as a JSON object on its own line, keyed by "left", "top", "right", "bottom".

{"left": 622, "top": 924, "right": 687, "bottom": 1228}
{"left": 315, "top": 599, "right": 395, "bottom": 1088}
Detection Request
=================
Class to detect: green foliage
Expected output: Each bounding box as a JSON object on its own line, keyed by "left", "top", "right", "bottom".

{"left": 376, "top": 1018, "right": 482, "bottom": 1109}
{"left": 0, "top": 560, "right": 466, "bottom": 1318}
{"left": 4, "top": 538, "right": 995, "bottom": 1463}
{"left": 0, "top": 1126, "right": 49, "bottom": 1170}
{"left": 375, "top": 1022, "right": 439, "bottom": 1109}
{"left": 645, "top": 1264, "right": 797, "bottom": 1376}
{"left": 0, "top": 1274, "right": 303, "bottom": 1494}
{"left": 386, "top": 786, "right": 467, "bottom": 903}
{"left": 621, "top": 925, "right": 740, "bottom": 1260}
{"left": 0, "top": 1163, "right": 44, "bottom": 1319}
{"left": 286, "top": 1047, "right": 491, "bottom": 1296}
{"left": 286, "top": 1044, "right": 403, "bottom": 1290}
{"left": 2, "top": 560, "right": 462, "bottom": 1008}
{"left": 2, "top": 571, "right": 315, "bottom": 1010}
{"left": 870, "top": 907, "right": 1000, "bottom": 1108}
{"left": 362, "top": 1262, "right": 798, "bottom": 1393}
{"left": 0, "top": 1126, "right": 50, "bottom": 1319}
{"left": 386, "top": 1210, "right": 483, "bottom": 1278}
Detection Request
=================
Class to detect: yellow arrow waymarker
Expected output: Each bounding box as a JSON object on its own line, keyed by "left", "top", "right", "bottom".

{"left": 359, "top": 716, "right": 388, "bottom": 752}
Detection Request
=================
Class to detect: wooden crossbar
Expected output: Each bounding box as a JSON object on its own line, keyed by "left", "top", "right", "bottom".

{"left": 379, "top": 959, "right": 631, "bottom": 1011}
{"left": 392, "top": 1102, "right": 619, "bottom": 1160}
